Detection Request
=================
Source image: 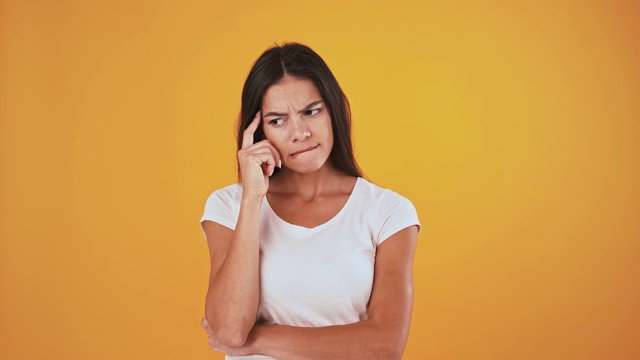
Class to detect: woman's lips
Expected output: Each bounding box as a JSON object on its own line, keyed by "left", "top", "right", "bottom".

{"left": 290, "top": 145, "right": 319, "bottom": 158}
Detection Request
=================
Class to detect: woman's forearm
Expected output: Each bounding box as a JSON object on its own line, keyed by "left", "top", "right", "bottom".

{"left": 205, "top": 195, "right": 263, "bottom": 346}
{"left": 246, "top": 319, "right": 408, "bottom": 360}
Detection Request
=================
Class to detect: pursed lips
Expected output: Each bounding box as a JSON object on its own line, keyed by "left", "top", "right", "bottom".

{"left": 290, "top": 144, "right": 319, "bottom": 158}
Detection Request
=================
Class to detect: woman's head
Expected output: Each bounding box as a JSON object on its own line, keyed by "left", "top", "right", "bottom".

{"left": 237, "top": 42, "right": 362, "bottom": 178}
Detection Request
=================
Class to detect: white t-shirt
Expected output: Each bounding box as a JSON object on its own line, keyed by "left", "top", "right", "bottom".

{"left": 200, "top": 177, "right": 421, "bottom": 360}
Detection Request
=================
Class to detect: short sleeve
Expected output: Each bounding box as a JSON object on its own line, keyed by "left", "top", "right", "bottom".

{"left": 200, "top": 184, "right": 242, "bottom": 231}
{"left": 375, "top": 190, "right": 421, "bottom": 246}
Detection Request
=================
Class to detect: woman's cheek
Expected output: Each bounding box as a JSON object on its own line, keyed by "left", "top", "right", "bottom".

{"left": 266, "top": 133, "right": 287, "bottom": 155}
{"left": 274, "top": 143, "right": 286, "bottom": 159}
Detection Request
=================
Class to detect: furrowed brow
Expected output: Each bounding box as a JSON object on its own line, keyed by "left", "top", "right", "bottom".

{"left": 263, "top": 100, "right": 323, "bottom": 118}
{"left": 300, "top": 100, "right": 324, "bottom": 113}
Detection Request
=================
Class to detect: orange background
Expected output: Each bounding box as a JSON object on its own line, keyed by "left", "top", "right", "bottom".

{"left": 1, "top": 1, "right": 639, "bottom": 359}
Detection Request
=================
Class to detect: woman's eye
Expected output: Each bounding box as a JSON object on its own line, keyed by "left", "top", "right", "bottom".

{"left": 305, "top": 108, "right": 321, "bottom": 116}
{"left": 269, "top": 118, "right": 285, "bottom": 126}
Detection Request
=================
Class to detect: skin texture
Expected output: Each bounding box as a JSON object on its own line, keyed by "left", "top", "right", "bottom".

{"left": 201, "top": 76, "right": 418, "bottom": 359}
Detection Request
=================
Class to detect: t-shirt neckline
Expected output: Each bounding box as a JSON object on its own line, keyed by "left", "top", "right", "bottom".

{"left": 263, "top": 177, "right": 362, "bottom": 231}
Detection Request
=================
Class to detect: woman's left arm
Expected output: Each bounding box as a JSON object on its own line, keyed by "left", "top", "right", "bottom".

{"left": 203, "top": 225, "right": 419, "bottom": 360}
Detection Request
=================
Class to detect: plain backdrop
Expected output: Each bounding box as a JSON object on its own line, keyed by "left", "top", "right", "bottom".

{"left": 1, "top": 1, "right": 639, "bottom": 359}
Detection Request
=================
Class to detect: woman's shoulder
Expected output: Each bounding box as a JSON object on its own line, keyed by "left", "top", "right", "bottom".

{"left": 204, "top": 182, "right": 243, "bottom": 204}
{"left": 353, "top": 178, "right": 421, "bottom": 244}
{"left": 200, "top": 183, "right": 244, "bottom": 227}
{"left": 355, "top": 177, "right": 412, "bottom": 204}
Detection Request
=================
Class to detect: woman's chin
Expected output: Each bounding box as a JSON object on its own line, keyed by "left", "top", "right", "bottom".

{"left": 284, "top": 159, "right": 328, "bottom": 174}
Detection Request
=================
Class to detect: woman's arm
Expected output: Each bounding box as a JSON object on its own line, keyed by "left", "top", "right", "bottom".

{"left": 203, "top": 195, "right": 262, "bottom": 347}
{"left": 204, "top": 112, "right": 281, "bottom": 347}
{"left": 204, "top": 225, "right": 419, "bottom": 359}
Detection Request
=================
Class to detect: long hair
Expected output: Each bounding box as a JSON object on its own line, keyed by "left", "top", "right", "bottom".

{"left": 236, "top": 42, "right": 363, "bottom": 179}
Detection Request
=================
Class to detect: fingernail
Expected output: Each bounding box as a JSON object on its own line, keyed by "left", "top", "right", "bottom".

{"left": 278, "top": 160, "right": 282, "bottom": 168}
{"left": 255, "top": 111, "right": 261, "bottom": 118}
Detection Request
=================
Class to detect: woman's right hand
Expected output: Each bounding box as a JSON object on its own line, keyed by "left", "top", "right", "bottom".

{"left": 238, "top": 111, "right": 282, "bottom": 198}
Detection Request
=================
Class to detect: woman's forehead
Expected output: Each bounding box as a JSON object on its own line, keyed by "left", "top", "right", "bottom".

{"left": 262, "top": 77, "right": 320, "bottom": 107}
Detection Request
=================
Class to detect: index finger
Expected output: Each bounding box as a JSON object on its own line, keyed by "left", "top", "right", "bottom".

{"left": 241, "top": 111, "right": 261, "bottom": 149}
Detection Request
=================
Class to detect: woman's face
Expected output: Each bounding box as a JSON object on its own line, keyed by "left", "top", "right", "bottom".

{"left": 261, "top": 76, "right": 333, "bottom": 174}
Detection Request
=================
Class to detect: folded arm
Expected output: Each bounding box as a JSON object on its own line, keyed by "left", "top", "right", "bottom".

{"left": 204, "top": 225, "right": 419, "bottom": 359}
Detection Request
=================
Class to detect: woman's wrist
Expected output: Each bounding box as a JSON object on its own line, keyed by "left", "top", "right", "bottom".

{"left": 244, "top": 323, "right": 271, "bottom": 355}
{"left": 241, "top": 193, "right": 264, "bottom": 207}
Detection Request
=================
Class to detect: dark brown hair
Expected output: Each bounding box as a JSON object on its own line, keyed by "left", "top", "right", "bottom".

{"left": 236, "top": 42, "right": 363, "bottom": 178}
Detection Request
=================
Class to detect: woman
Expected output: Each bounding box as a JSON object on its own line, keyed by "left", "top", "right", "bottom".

{"left": 200, "top": 43, "right": 421, "bottom": 360}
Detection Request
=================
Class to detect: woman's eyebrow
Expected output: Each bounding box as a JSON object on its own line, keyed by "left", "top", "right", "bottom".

{"left": 263, "top": 100, "right": 323, "bottom": 118}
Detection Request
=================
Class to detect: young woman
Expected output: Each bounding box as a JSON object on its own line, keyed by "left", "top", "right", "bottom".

{"left": 200, "top": 43, "right": 421, "bottom": 360}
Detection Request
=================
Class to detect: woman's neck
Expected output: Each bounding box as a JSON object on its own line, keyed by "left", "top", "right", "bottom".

{"left": 270, "top": 163, "right": 354, "bottom": 201}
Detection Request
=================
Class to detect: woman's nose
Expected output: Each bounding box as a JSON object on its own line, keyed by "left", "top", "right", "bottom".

{"left": 289, "top": 119, "right": 311, "bottom": 142}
